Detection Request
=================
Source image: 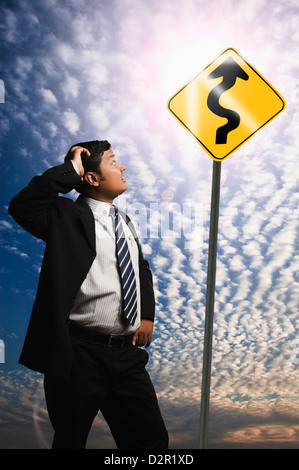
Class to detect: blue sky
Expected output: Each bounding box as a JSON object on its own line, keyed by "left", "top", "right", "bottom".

{"left": 0, "top": 0, "right": 298, "bottom": 449}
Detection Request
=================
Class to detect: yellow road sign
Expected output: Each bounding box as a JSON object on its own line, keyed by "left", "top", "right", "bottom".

{"left": 167, "top": 48, "right": 285, "bottom": 161}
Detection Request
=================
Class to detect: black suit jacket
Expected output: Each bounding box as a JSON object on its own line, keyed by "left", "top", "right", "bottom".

{"left": 8, "top": 161, "right": 155, "bottom": 379}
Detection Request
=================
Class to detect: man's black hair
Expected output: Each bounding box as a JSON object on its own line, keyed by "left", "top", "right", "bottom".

{"left": 64, "top": 140, "right": 111, "bottom": 192}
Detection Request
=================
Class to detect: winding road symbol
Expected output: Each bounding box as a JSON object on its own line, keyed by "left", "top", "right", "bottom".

{"left": 167, "top": 48, "right": 285, "bottom": 161}
{"left": 207, "top": 57, "right": 249, "bottom": 144}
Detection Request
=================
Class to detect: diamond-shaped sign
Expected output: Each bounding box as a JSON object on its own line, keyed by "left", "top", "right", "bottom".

{"left": 167, "top": 48, "right": 285, "bottom": 161}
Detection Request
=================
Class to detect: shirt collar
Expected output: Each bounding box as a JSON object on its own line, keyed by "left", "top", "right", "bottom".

{"left": 81, "top": 196, "right": 112, "bottom": 219}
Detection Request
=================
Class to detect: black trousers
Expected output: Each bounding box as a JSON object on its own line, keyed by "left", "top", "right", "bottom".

{"left": 44, "top": 334, "right": 168, "bottom": 449}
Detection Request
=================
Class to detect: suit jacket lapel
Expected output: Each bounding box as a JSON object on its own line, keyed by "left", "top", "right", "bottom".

{"left": 75, "top": 196, "right": 96, "bottom": 251}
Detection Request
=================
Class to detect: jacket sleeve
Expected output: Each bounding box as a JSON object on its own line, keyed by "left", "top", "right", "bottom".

{"left": 123, "top": 213, "right": 156, "bottom": 323}
{"left": 139, "top": 255, "right": 156, "bottom": 323}
{"left": 8, "top": 161, "right": 82, "bottom": 241}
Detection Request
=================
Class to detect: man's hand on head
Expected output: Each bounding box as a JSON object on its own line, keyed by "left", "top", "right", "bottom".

{"left": 70, "top": 146, "right": 90, "bottom": 180}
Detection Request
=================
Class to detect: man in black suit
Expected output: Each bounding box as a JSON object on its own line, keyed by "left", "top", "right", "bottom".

{"left": 8, "top": 140, "right": 168, "bottom": 449}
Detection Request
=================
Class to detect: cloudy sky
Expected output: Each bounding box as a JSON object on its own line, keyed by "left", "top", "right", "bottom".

{"left": 0, "top": 0, "right": 298, "bottom": 449}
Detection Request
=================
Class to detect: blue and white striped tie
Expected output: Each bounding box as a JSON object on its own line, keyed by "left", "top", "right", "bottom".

{"left": 112, "top": 206, "right": 137, "bottom": 326}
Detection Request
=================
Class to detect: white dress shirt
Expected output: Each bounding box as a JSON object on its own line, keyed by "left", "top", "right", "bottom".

{"left": 69, "top": 195, "right": 140, "bottom": 335}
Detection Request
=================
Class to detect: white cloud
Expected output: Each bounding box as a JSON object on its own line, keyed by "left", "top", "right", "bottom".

{"left": 39, "top": 88, "right": 58, "bottom": 105}
{"left": 63, "top": 76, "right": 80, "bottom": 99}
{"left": 0, "top": 220, "right": 14, "bottom": 231}
{"left": 86, "top": 103, "right": 110, "bottom": 131}
{"left": 6, "top": 246, "right": 29, "bottom": 258}
{"left": 3, "top": 9, "right": 18, "bottom": 43}
{"left": 15, "top": 57, "right": 33, "bottom": 78}
{"left": 56, "top": 43, "right": 75, "bottom": 65}
{"left": 84, "top": 63, "right": 108, "bottom": 95}
{"left": 62, "top": 110, "right": 80, "bottom": 134}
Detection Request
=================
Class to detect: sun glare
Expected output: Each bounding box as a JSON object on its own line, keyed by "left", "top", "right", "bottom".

{"left": 161, "top": 39, "right": 226, "bottom": 98}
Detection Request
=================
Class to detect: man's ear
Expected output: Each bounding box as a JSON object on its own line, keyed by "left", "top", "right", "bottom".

{"left": 84, "top": 172, "right": 100, "bottom": 187}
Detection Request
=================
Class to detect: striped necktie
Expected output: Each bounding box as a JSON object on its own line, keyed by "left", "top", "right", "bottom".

{"left": 111, "top": 205, "right": 137, "bottom": 326}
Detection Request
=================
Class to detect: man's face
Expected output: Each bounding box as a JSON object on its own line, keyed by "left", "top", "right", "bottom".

{"left": 94, "top": 148, "right": 127, "bottom": 202}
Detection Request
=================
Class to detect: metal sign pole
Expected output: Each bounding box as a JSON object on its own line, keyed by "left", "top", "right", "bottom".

{"left": 199, "top": 160, "right": 222, "bottom": 449}
{"left": 167, "top": 48, "right": 285, "bottom": 450}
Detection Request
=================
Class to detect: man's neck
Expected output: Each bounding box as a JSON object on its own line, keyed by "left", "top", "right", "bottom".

{"left": 82, "top": 189, "right": 114, "bottom": 205}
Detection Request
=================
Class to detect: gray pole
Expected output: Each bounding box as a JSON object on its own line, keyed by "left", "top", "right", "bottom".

{"left": 199, "top": 160, "right": 222, "bottom": 449}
